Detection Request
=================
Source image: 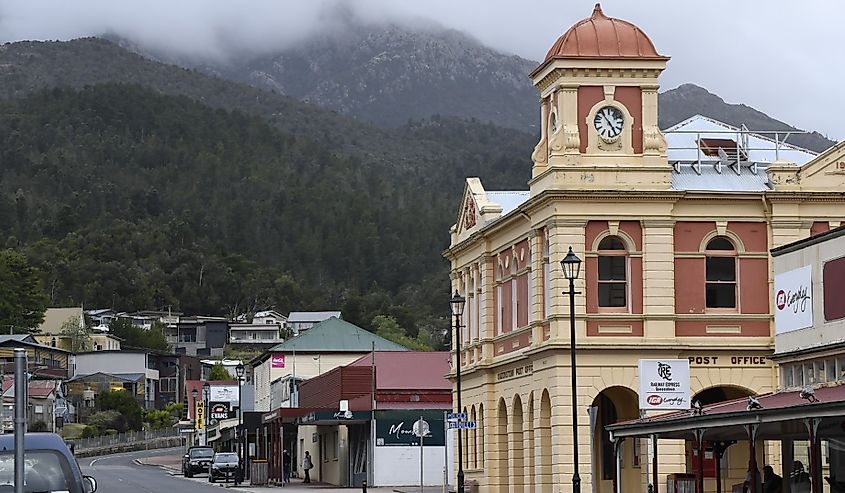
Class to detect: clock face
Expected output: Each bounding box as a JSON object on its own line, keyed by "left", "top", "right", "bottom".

{"left": 593, "top": 106, "right": 625, "bottom": 142}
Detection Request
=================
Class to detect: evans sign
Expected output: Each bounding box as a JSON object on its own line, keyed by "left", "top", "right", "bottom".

{"left": 774, "top": 265, "right": 813, "bottom": 334}
{"left": 638, "top": 359, "right": 691, "bottom": 410}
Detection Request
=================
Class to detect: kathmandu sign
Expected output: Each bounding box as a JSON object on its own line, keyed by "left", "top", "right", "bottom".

{"left": 774, "top": 265, "right": 813, "bottom": 335}
{"left": 638, "top": 359, "right": 690, "bottom": 410}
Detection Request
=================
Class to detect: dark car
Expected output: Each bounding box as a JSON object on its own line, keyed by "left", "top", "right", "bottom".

{"left": 208, "top": 452, "right": 240, "bottom": 483}
{"left": 182, "top": 446, "right": 214, "bottom": 478}
{"left": 0, "top": 432, "right": 97, "bottom": 493}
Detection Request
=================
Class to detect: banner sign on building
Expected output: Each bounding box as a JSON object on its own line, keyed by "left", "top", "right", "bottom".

{"left": 374, "top": 410, "right": 445, "bottom": 447}
{"left": 774, "top": 265, "right": 813, "bottom": 334}
{"left": 638, "top": 359, "right": 691, "bottom": 410}
{"left": 210, "top": 385, "right": 240, "bottom": 403}
{"left": 271, "top": 354, "right": 286, "bottom": 368}
{"left": 195, "top": 401, "right": 205, "bottom": 430}
{"left": 210, "top": 402, "right": 236, "bottom": 420}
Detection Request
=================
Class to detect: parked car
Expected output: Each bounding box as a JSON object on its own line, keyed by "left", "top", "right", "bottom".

{"left": 208, "top": 452, "right": 240, "bottom": 483}
{"left": 0, "top": 432, "right": 97, "bottom": 493}
{"left": 182, "top": 446, "right": 214, "bottom": 478}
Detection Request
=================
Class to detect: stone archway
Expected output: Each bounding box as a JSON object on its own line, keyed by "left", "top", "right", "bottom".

{"left": 497, "top": 398, "right": 509, "bottom": 493}
{"left": 592, "top": 386, "right": 640, "bottom": 493}
{"left": 539, "top": 390, "right": 552, "bottom": 493}
{"left": 690, "top": 385, "right": 757, "bottom": 493}
{"left": 512, "top": 394, "right": 525, "bottom": 493}
{"left": 525, "top": 392, "right": 535, "bottom": 492}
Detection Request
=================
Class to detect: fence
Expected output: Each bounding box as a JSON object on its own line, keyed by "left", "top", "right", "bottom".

{"left": 72, "top": 427, "right": 181, "bottom": 451}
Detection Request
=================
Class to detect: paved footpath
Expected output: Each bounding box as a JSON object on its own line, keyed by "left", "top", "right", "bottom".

{"left": 137, "top": 452, "right": 436, "bottom": 493}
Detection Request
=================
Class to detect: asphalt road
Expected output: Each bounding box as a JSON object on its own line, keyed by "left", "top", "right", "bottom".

{"left": 81, "top": 447, "right": 234, "bottom": 493}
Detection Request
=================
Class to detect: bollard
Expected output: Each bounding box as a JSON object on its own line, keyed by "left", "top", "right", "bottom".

{"left": 362, "top": 480, "right": 368, "bottom": 493}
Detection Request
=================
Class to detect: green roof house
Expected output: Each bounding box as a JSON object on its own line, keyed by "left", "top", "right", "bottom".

{"left": 251, "top": 317, "right": 408, "bottom": 412}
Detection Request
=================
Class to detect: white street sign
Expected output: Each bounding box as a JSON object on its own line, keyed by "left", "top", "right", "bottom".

{"left": 638, "top": 359, "right": 691, "bottom": 410}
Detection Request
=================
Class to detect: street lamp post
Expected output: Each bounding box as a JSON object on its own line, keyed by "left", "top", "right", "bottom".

{"left": 561, "top": 246, "right": 583, "bottom": 493}
{"left": 236, "top": 363, "right": 245, "bottom": 484}
{"left": 192, "top": 388, "right": 199, "bottom": 446}
{"left": 202, "top": 382, "right": 210, "bottom": 447}
{"left": 449, "top": 291, "right": 466, "bottom": 493}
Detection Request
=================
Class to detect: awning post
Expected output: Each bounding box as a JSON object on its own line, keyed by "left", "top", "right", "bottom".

{"left": 613, "top": 437, "right": 624, "bottom": 493}
{"left": 693, "top": 429, "right": 706, "bottom": 493}
{"left": 804, "top": 418, "right": 822, "bottom": 493}
{"left": 745, "top": 425, "right": 760, "bottom": 493}
{"left": 651, "top": 434, "right": 659, "bottom": 493}
{"left": 712, "top": 441, "right": 735, "bottom": 493}
{"left": 781, "top": 439, "right": 793, "bottom": 493}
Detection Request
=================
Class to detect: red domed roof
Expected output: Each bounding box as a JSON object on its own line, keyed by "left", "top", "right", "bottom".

{"left": 542, "top": 4, "right": 666, "bottom": 62}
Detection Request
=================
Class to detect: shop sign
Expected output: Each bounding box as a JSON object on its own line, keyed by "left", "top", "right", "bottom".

{"left": 638, "top": 359, "right": 690, "bottom": 410}
{"left": 271, "top": 354, "right": 286, "bottom": 368}
{"left": 686, "top": 356, "right": 769, "bottom": 366}
{"left": 210, "top": 402, "right": 236, "bottom": 420}
{"left": 774, "top": 265, "right": 813, "bottom": 334}
{"left": 210, "top": 385, "right": 240, "bottom": 403}
{"left": 195, "top": 401, "right": 205, "bottom": 430}
{"left": 375, "top": 410, "right": 445, "bottom": 447}
{"left": 299, "top": 410, "right": 371, "bottom": 424}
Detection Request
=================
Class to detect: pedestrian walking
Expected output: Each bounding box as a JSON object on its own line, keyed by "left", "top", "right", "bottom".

{"left": 303, "top": 451, "right": 313, "bottom": 483}
{"left": 283, "top": 450, "right": 292, "bottom": 484}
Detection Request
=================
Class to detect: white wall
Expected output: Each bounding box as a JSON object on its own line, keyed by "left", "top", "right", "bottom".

{"left": 375, "top": 445, "right": 450, "bottom": 487}
{"left": 74, "top": 352, "right": 147, "bottom": 376}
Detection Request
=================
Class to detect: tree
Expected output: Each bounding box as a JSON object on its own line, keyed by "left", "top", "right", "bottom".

{"left": 109, "top": 319, "right": 170, "bottom": 352}
{"left": 96, "top": 390, "right": 143, "bottom": 432}
{"left": 371, "top": 315, "right": 431, "bottom": 351}
{"left": 209, "top": 363, "right": 232, "bottom": 381}
{"left": 59, "top": 315, "right": 90, "bottom": 352}
{"left": 0, "top": 249, "right": 48, "bottom": 333}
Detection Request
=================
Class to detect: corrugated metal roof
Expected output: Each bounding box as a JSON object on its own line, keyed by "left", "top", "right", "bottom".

{"left": 671, "top": 163, "right": 771, "bottom": 192}
{"left": 37, "top": 307, "right": 83, "bottom": 334}
{"left": 485, "top": 191, "right": 530, "bottom": 216}
{"left": 286, "top": 311, "right": 341, "bottom": 323}
{"left": 348, "top": 351, "right": 451, "bottom": 391}
{"left": 268, "top": 317, "right": 408, "bottom": 353}
{"left": 0, "top": 335, "right": 36, "bottom": 343}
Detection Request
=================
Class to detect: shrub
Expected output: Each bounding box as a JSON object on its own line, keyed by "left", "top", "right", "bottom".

{"left": 80, "top": 426, "right": 99, "bottom": 438}
{"left": 29, "top": 420, "right": 48, "bottom": 432}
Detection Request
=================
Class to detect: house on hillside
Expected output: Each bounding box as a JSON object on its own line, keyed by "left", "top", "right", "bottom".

{"left": 163, "top": 316, "right": 228, "bottom": 357}
{"left": 70, "top": 350, "right": 160, "bottom": 409}
{"left": 36, "top": 307, "right": 83, "bottom": 334}
{"left": 251, "top": 317, "right": 407, "bottom": 412}
{"left": 0, "top": 335, "right": 71, "bottom": 380}
{"left": 85, "top": 308, "right": 116, "bottom": 330}
{"left": 286, "top": 311, "right": 341, "bottom": 335}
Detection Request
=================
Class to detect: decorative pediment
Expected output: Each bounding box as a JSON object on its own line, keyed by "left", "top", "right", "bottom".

{"left": 769, "top": 140, "right": 845, "bottom": 192}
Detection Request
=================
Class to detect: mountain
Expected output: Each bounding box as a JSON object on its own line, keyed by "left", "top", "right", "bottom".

{"left": 112, "top": 23, "right": 541, "bottom": 132}
{"left": 658, "top": 84, "right": 834, "bottom": 153}
{"left": 114, "top": 24, "right": 836, "bottom": 153}
{"left": 0, "top": 81, "right": 533, "bottom": 339}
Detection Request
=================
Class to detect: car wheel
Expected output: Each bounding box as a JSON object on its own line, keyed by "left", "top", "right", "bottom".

{"left": 186, "top": 470, "right": 192, "bottom": 478}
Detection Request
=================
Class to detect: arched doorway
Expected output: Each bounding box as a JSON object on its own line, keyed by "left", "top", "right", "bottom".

{"left": 512, "top": 395, "right": 524, "bottom": 493}
{"left": 526, "top": 392, "right": 535, "bottom": 492}
{"left": 498, "top": 398, "right": 509, "bottom": 493}
{"left": 539, "top": 390, "right": 552, "bottom": 493}
{"left": 592, "top": 386, "right": 639, "bottom": 493}
{"left": 689, "top": 386, "right": 756, "bottom": 493}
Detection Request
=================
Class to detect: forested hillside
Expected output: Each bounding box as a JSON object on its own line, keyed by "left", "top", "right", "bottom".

{"left": 0, "top": 84, "right": 533, "bottom": 337}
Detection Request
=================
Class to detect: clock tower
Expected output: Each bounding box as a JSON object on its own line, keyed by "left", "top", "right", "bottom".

{"left": 529, "top": 3, "right": 671, "bottom": 195}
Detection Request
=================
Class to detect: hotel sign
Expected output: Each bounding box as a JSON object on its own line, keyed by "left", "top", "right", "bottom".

{"left": 774, "top": 265, "right": 813, "bottom": 334}
{"left": 638, "top": 359, "right": 690, "bottom": 410}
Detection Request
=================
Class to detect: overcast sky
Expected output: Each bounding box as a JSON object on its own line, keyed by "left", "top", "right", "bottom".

{"left": 1, "top": 0, "right": 841, "bottom": 140}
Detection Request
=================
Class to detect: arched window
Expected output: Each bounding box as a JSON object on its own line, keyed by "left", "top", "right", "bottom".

{"left": 549, "top": 111, "right": 558, "bottom": 134}
{"left": 705, "top": 236, "right": 737, "bottom": 309}
{"left": 598, "top": 236, "right": 627, "bottom": 308}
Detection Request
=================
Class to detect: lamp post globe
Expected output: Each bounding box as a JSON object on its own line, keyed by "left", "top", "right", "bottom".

{"left": 449, "top": 291, "right": 466, "bottom": 493}
{"left": 560, "top": 246, "right": 582, "bottom": 493}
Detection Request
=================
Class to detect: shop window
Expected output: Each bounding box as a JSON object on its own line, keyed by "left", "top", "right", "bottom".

{"left": 705, "top": 237, "right": 737, "bottom": 309}
{"left": 597, "top": 236, "right": 627, "bottom": 308}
